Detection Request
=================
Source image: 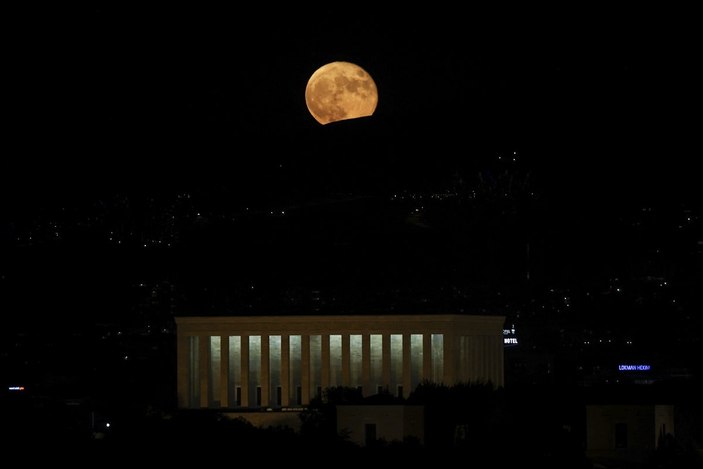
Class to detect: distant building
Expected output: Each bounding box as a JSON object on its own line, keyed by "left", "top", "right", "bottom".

{"left": 337, "top": 405, "right": 424, "bottom": 446}
{"left": 175, "top": 314, "right": 505, "bottom": 409}
{"left": 586, "top": 404, "right": 674, "bottom": 465}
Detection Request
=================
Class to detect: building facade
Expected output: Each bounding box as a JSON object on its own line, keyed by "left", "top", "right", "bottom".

{"left": 586, "top": 404, "right": 675, "bottom": 464}
{"left": 176, "top": 314, "right": 505, "bottom": 409}
{"left": 337, "top": 405, "right": 425, "bottom": 446}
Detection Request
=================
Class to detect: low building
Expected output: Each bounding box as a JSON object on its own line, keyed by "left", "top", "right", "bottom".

{"left": 337, "top": 405, "right": 424, "bottom": 446}
{"left": 586, "top": 404, "right": 674, "bottom": 465}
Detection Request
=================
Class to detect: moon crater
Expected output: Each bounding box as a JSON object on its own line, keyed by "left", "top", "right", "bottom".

{"left": 305, "top": 61, "right": 378, "bottom": 125}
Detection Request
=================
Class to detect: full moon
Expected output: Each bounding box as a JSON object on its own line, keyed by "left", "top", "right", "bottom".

{"left": 305, "top": 61, "right": 378, "bottom": 125}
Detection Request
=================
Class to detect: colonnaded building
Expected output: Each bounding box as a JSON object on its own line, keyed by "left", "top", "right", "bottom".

{"left": 176, "top": 314, "right": 505, "bottom": 409}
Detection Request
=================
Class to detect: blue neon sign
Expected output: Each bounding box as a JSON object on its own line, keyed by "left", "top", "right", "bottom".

{"left": 618, "top": 364, "right": 651, "bottom": 371}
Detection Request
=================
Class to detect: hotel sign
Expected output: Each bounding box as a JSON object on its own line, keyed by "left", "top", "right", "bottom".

{"left": 503, "top": 327, "right": 518, "bottom": 346}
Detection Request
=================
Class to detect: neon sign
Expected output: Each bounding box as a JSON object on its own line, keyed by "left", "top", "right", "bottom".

{"left": 503, "top": 325, "right": 518, "bottom": 346}
{"left": 618, "top": 364, "right": 651, "bottom": 371}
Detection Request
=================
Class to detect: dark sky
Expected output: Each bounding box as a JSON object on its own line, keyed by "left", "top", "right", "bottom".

{"left": 4, "top": 6, "right": 699, "bottom": 210}
{"left": 2, "top": 6, "right": 701, "bottom": 323}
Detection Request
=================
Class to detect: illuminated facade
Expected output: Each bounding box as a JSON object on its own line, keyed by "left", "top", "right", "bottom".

{"left": 175, "top": 314, "right": 505, "bottom": 409}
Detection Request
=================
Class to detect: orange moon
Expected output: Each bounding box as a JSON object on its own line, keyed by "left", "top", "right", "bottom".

{"left": 305, "top": 61, "right": 378, "bottom": 125}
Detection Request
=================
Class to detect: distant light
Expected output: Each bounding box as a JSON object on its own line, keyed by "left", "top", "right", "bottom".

{"left": 8, "top": 386, "right": 25, "bottom": 391}
{"left": 105, "top": 423, "right": 111, "bottom": 428}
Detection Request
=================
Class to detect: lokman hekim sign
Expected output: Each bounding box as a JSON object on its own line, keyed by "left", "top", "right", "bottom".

{"left": 618, "top": 364, "right": 651, "bottom": 371}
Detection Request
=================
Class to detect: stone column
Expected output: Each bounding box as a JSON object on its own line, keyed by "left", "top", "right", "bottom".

{"left": 402, "top": 333, "right": 412, "bottom": 397}
{"left": 423, "top": 333, "right": 432, "bottom": 382}
{"left": 491, "top": 335, "right": 504, "bottom": 387}
{"left": 466, "top": 335, "right": 477, "bottom": 383}
{"left": 261, "top": 335, "right": 270, "bottom": 407}
{"left": 241, "top": 335, "right": 249, "bottom": 408}
{"left": 341, "top": 333, "right": 350, "bottom": 387}
{"left": 382, "top": 333, "right": 391, "bottom": 392}
{"left": 362, "top": 333, "right": 370, "bottom": 396}
{"left": 220, "top": 335, "right": 229, "bottom": 408}
{"left": 478, "top": 335, "right": 487, "bottom": 381}
{"left": 281, "top": 335, "right": 290, "bottom": 407}
{"left": 321, "top": 334, "right": 330, "bottom": 393}
{"left": 176, "top": 334, "right": 189, "bottom": 408}
{"left": 199, "top": 336, "right": 209, "bottom": 408}
{"left": 443, "top": 333, "right": 455, "bottom": 385}
{"left": 301, "top": 335, "right": 310, "bottom": 405}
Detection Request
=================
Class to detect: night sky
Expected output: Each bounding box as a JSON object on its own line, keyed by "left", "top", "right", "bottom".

{"left": 2, "top": 6, "right": 700, "bottom": 373}
{"left": 4, "top": 7, "right": 698, "bottom": 201}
